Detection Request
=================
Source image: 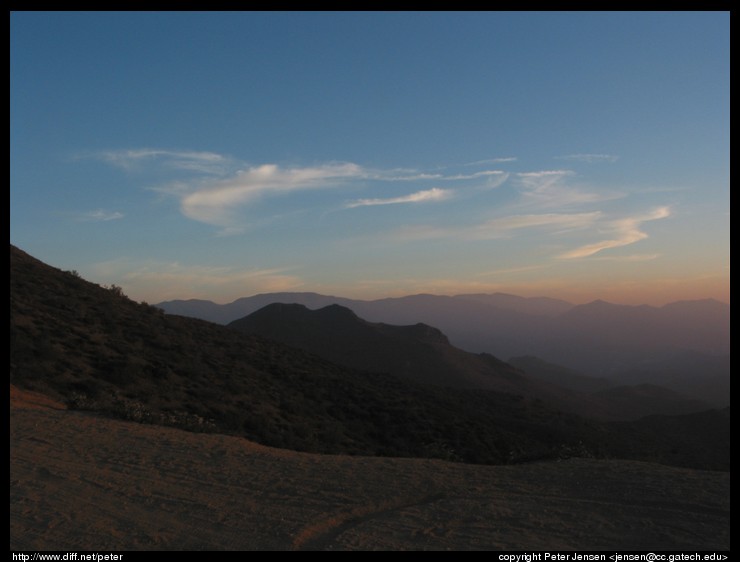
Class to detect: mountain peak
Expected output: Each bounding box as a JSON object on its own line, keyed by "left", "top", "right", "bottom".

{"left": 258, "top": 302, "right": 310, "bottom": 314}
{"left": 315, "top": 303, "right": 361, "bottom": 321}
{"left": 229, "top": 299, "right": 534, "bottom": 392}
{"left": 404, "top": 322, "right": 450, "bottom": 345}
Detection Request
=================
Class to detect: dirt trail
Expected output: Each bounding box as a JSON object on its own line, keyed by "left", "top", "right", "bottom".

{"left": 10, "top": 386, "right": 730, "bottom": 551}
{"left": 292, "top": 493, "right": 448, "bottom": 550}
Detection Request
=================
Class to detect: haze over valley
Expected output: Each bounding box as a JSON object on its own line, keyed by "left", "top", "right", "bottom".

{"left": 160, "top": 290, "right": 730, "bottom": 410}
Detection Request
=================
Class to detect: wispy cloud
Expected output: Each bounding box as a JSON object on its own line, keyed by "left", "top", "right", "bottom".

{"left": 93, "top": 151, "right": 499, "bottom": 229}
{"left": 557, "top": 207, "right": 670, "bottom": 259}
{"left": 515, "top": 169, "right": 622, "bottom": 207}
{"left": 345, "top": 187, "right": 453, "bottom": 208}
{"left": 389, "top": 207, "right": 671, "bottom": 264}
{"left": 516, "top": 170, "right": 574, "bottom": 192}
{"left": 476, "top": 212, "right": 602, "bottom": 235}
{"left": 377, "top": 172, "right": 444, "bottom": 181}
{"left": 76, "top": 209, "right": 124, "bottom": 222}
{"left": 85, "top": 149, "right": 632, "bottom": 241}
{"left": 371, "top": 169, "right": 507, "bottom": 182}
{"left": 391, "top": 211, "right": 602, "bottom": 242}
{"left": 89, "top": 149, "right": 231, "bottom": 175}
{"left": 464, "top": 157, "right": 518, "bottom": 166}
{"left": 181, "top": 163, "right": 363, "bottom": 226}
{"left": 442, "top": 170, "right": 509, "bottom": 182}
{"left": 557, "top": 153, "right": 620, "bottom": 163}
{"left": 176, "top": 163, "right": 506, "bottom": 227}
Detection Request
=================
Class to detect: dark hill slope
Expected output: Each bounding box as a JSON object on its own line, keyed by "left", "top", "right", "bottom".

{"left": 157, "top": 292, "right": 730, "bottom": 387}
{"left": 508, "top": 356, "right": 713, "bottom": 418}
{"left": 9, "top": 245, "right": 603, "bottom": 465}
{"left": 609, "top": 408, "right": 730, "bottom": 472}
{"left": 230, "top": 303, "right": 525, "bottom": 391}
{"left": 591, "top": 384, "right": 713, "bottom": 419}
{"left": 10, "top": 245, "right": 729, "bottom": 470}
{"left": 230, "top": 304, "right": 715, "bottom": 421}
{"left": 229, "top": 303, "right": 619, "bottom": 420}
{"left": 508, "top": 356, "right": 612, "bottom": 393}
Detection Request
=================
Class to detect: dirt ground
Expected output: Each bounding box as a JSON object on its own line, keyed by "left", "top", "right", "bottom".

{"left": 10, "top": 385, "right": 730, "bottom": 551}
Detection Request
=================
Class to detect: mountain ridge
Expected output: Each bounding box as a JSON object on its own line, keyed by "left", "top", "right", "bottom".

{"left": 8, "top": 244, "right": 616, "bottom": 465}
{"left": 157, "top": 290, "right": 729, "bottom": 400}
{"left": 230, "top": 302, "right": 527, "bottom": 394}
{"left": 158, "top": 291, "right": 729, "bottom": 320}
{"left": 10, "top": 244, "right": 729, "bottom": 470}
{"left": 230, "top": 302, "right": 716, "bottom": 420}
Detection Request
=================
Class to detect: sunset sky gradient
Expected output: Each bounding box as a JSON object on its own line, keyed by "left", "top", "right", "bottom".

{"left": 10, "top": 12, "right": 729, "bottom": 305}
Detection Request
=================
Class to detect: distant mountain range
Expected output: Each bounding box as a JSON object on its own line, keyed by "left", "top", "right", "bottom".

{"left": 10, "top": 244, "right": 730, "bottom": 470}
{"left": 158, "top": 291, "right": 576, "bottom": 325}
{"left": 230, "top": 302, "right": 526, "bottom": 391}
{"left": 158, "top": 292, "right": 729, "bottom": 359}
{"left": 230, "top": 303, "right": 713, "bottom": 420}
{"left": 158, "top": 291, "right": 730, "bottom": 406}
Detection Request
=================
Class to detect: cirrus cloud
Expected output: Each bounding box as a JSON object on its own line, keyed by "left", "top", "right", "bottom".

{"left": 86, "top": 148, "right": 231, "bottom": 175}
{"left": 180, "top": 163, "right": 364, "bottom": 226}
{"left": 515, "top": 169, "right": 623, "bottom": 207}
{"left": 345, "top": 187, "right": 454, "bottom": 208}
{"left": 390, "top": 211, "right": 602, "bottom": 242}
{"left": 76, "top": 209, "right": 125, "bottom": 222}
{"left": 557, "top": 207, "right": 671, "bottom": 259}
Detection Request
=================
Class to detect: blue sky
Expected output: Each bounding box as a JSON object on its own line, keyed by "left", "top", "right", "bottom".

{"left": 10, "top": 12, "right": 729, "bottom": 305}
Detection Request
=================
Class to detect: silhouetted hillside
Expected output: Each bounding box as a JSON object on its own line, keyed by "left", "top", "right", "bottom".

{"left": 229, "top": 303, "right": 660, "bottom": 420}
{"left": 609, "top": 408, "right": 730, "bottom": 471}
{"left": 592, "top": 384, "right": 714, "bottom": 419}
{"left": 8, "top": 245, "right": 605, "bottom": 465}
{"left": 230, "top": 303, "right": 527, "bottom": 391}
{"left": 156, "top": 291, "right": 729, "bottom": 394}
{"left": 160, "top": 292, "right": 356, "bottom": 325}
{"left": 508, "top": 356, "right": 612, "bottom": 393}
{"left": 10, "top": 245, "right": 729, "bottom": 470}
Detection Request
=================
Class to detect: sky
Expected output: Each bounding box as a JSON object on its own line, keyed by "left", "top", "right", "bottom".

{"left": 10, "top": 12, "right": 730, "bottom": 306}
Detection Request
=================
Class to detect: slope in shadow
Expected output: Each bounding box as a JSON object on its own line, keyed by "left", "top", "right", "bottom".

{"left": 9, "top": 245, "right": 729, "bottom": 470}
